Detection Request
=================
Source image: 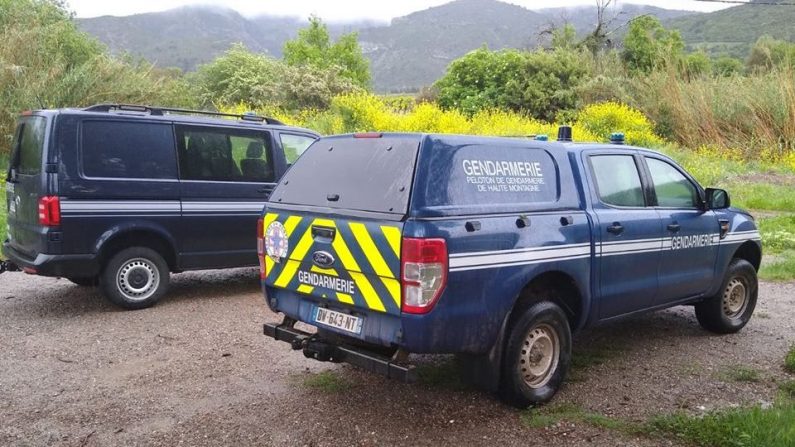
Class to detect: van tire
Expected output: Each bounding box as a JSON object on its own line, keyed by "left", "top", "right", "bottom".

{"left": 100, "top": 247, "right": 169, "bottom": 310}
{"left": 499, "top": 301, "right": 571, "bottom": 408}
{"left": 67, "top": 276, "right": 98, "bottom": 287}
{"left": 695, "top": 258, "right": 757, "bottom": 334}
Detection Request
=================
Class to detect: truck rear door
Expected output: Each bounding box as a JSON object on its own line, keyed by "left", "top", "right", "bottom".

{"left": 5, "top": 114, "right": 51, "bottom": 259}
{"left": 262, "top": 134, "right": 421, "bottom": 319}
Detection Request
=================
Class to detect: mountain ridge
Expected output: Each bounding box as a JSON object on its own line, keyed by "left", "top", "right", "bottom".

{"left": 76, "top": 0, "right": 792, "bottom": 91}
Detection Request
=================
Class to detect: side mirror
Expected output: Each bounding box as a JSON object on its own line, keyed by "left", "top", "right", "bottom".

{"left": 705, "top": 188, "right": 731, "bottom": 209}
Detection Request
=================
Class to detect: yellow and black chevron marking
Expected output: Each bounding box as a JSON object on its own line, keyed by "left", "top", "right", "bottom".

{"left": 262, "top": 213, "right": 402, "bottom": 315}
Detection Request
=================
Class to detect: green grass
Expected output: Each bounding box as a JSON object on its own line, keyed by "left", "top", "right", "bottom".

{"left": 718, "top": 365, "right": 762, "bottom": 383}
{"left": 521, "top": 403, "right": 629, "bottom": 432}
{"left": 758, "top": 215, "right": 795, "bottom": 254}
{"left": 646, "top": 401, "right": 795, "bottom": 447}
{"left": 760, "top": 251, "right": 795, "bottom": 281}
{"left": 728, "top": 183, "right": 795, "bottom": 213}
{"left": 781, "top": 380, "right": 795, "bottom": 399}
{"left": 786, "top": 346, "right": 795, "bottom": 374}
{"left": 300, "top": 370, "right": 354, "bottom": 393}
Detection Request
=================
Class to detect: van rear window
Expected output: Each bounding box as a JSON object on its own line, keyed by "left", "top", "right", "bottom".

{"left": 270, "top": 136, "right": 420, "bottom": 215}
{"left": 12, "top": 116, "right": 47, "bottom": 175}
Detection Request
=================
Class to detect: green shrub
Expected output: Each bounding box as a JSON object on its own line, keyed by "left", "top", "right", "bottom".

{"left": 786, "top": 346, "right": 795, "bottom": 374}
{"left": 435, "top": 47, "right": 590, "bottom": 120}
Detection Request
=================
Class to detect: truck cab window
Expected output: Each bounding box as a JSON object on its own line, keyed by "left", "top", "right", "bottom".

{"left": 646, "top": 157, "right": 699, "bottom": 208}
{"left": 590, "top": 155, "right": 645, "bottom": 207}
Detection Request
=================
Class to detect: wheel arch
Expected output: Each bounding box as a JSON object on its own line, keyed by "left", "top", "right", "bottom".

{"left": 95, "top": 224, "right": 178, "bottom": 271}
{"left": 732, "top": 241, "right": 762, "bottom": 272}
{"left": 508, "top": 270, "right": 588, "bottom": 334}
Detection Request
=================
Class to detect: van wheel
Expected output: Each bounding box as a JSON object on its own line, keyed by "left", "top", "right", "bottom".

{"left": 67, "top": 276, "right": 98, "bottom": 287}
{"left": 695, "top": 258, "right": 757, "bottom": 334}
{"left": 100, "top": 247, "right": 169, "bottom": 310}
{"left": 499, "top": 301, "right": 571, "bottom": 408}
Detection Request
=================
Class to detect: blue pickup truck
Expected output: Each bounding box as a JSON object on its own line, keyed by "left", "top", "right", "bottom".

{"left": 259, "top": 130, "right": 762, "bottom": 407}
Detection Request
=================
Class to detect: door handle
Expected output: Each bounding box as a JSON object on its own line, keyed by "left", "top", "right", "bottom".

{"left": 258, "top": 187, "right": 270, "bottom": 194}
{"left": 667, "top": 223, "right": 681, "bottom": 233}
{"left": 606, "top": 222, "right": 624, "bottom": 235}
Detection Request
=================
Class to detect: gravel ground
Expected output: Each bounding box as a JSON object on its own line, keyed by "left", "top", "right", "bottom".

{"left": 0, "top": 269, "right": 792, "bottom": 447}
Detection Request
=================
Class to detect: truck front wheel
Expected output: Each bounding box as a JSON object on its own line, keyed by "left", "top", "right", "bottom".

{"left": 500, "top": 301, "right": 572, "bottom": 408}
{"left": 695, "top": 258, "right": 757, "bottom": 334}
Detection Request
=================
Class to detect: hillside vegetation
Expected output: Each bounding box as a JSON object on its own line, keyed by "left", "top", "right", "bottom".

{"left": 76, "top": 0, "right": 795, "bottom": 91}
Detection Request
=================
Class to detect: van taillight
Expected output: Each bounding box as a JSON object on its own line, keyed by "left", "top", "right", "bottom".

{"left": 256, "top": 217, "right": 265, "bottom": 279}
{"left": 38, "top": 196, "right": 60, "bottom": 226}
{"left": 400, "top": 237, "right": 447, "bottom": 314}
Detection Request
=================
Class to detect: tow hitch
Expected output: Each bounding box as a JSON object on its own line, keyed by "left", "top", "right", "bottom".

{"left": 0, "top": 260, "right": 19, "bottom": 274}
{"left": 264, "top": 317, "right": 418, "bottom": 383}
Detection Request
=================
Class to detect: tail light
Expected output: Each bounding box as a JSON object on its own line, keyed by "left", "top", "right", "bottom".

{"left": 256, "top": 217, "right": 266, "bottom": 279}
{"left": 38, "top": 196, "right": 60, "bottom": 226}
{"left": 401, "top": 237, "right": 447, "bottom": 314}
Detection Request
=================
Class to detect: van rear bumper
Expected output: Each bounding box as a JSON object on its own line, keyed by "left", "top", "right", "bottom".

{"left": 263, "top": 317, "right": 417, "bottom": 383}
{"left": 2, "top": 242, "right": 99, "bottom": 277}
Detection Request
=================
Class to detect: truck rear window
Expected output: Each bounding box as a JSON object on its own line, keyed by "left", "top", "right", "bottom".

{"left": 269, "top": 136, "right": 420, "bottom": 215}
{"left": 11, "top": 116, "right": 47, "bottom": 175}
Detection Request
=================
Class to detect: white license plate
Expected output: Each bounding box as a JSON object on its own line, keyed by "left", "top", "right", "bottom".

{"left": 313, "top": 307, "right": 363, "bottom": 335}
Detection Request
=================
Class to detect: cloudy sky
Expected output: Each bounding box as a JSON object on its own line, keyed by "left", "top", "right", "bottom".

{"left": 67, "top": 0, "right": 733, "bottom": 21}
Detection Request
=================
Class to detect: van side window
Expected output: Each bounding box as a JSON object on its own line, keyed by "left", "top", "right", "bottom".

{"left": 176, "top": 126, "right": 274, "bottom": 183}
{"left": 81, "top": 121, "right": 177, "bottom": 179}
{"left": 590, "top": 155, "right": 646, "bottom": 207}
{"left": 280, "top": 134, "right": 316, "bottom": 164}
{"left": 646, "top": 157, "right": 699, "bottom": 208}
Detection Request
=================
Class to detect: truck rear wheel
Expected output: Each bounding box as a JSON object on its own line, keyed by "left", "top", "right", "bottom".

{"left": 100, "top": 247, "right": 169, "bottom": 310}
{"left": 695, "top": 258, "right": 757, "bottom": 334}
{"left": 500, "top": 301, "right": 571, "bottom": 408}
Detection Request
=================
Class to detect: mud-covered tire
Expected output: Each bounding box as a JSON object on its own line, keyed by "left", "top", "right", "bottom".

{"left": 100, "top": 247, "right": 169, "bottom": 310}
{"left": 67, "top": 276, "right": 98, "bottom": 287}
{"left": 695, "top": 258, "right": 758, "bottom": 334}
{"left": 499, "top": 301, "right": 572, "bottom": 408}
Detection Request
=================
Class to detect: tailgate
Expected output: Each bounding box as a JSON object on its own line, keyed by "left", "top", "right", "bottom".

{"left": 5, "top": 115, "right": 50, "bottom": 257}
{"left": 263, "top": 211, "right": 403, "bottom": 315}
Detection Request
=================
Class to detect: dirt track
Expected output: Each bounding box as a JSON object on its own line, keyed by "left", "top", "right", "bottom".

{"left": 1, "top": 269, "right": 792, "bottom": 446}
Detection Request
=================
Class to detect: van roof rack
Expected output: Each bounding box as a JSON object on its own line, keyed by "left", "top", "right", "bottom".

{"left": 82, "top": 103, "right": 285, "bottom": 125}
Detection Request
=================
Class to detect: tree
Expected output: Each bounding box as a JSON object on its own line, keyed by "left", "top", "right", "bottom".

{"left": 746, "top": 36, "right": 795, "bottom": 73}
{"left": 283, "top": 16, "right": 370, "bottom": 88}
{"left": 195, "top": 43, "right": 361, "bottom": 110}
{"left": 621, "top": 15, "right": 684, "bottom": 74}
{"left": 551, "top": 24, "right": 580, "bottom": 50}
{"left": 0, "top": 0, "right": 194, "bottom": 147}
{"left": 435, "top": 47, "right": 589, "bottom": 120}
{"left": 712, "top": 55, "right": 744, "bottom": 76}
{"left": 681, "top": 51, "right": 712, "bottom": 79}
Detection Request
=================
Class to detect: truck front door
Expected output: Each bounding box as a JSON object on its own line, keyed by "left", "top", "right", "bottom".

{"left": 643, "top": 156, "right": 719, "bottom": 304}
{"left": 587, "top": 153, "right": 662, "bottom": 319}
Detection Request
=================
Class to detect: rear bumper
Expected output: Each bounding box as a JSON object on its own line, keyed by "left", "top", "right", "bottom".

{"left": 2, "top": 241, "right": 99, "bottom": 277}
{"left": 263, "top": 318, "right": 417, "bottom": 383}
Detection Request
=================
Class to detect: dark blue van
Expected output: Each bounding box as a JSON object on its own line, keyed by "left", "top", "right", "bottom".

{"left": 3, "top": 104, "right": 318, "bottom": 309}
{"left": 260, "top": 131, "right": 761, "bottom": 407}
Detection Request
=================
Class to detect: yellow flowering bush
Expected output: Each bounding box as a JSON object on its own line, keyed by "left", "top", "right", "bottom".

{"left": 222, "top": 95, "right": 662, "bottom": 150}
{"left": 575, "top": 101, "right": 663, "bottom": 147}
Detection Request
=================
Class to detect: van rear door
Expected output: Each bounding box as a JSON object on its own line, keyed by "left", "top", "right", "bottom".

{"left": 263, "top": 134, "right": 421, "bottom": 317}
{"left": 5, "top": 114, "right": 51, "bottom": 258}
